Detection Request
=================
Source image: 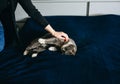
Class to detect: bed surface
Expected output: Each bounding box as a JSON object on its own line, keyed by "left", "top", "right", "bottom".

{"left": 0, "top": 15, "right": 120, "bottom": 84}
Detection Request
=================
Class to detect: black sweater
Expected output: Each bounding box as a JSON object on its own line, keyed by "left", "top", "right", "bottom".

{"left": 0, "top": 0, "right": 49, "bottom": 27}
{"left": 0, "top": 0, "right": 49, "bottom": 46}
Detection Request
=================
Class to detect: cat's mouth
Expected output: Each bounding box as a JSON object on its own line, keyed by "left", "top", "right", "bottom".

{"left": 64, "top": 50, "right": 76, "bottom": 56}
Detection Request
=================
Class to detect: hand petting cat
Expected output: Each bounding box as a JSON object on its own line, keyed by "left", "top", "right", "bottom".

{"left": 52, "top": 31, "right": 69, "bottom": 42}
{"left": 45, "top": 24, "right": 69, "bottom": 42}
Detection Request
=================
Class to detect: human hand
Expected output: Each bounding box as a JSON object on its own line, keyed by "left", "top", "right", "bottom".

{"left": 45, "top": 24, "right": 69, "bottom": 42}
{"left": 52, "top": 31, "right": 69, "bottom": 42}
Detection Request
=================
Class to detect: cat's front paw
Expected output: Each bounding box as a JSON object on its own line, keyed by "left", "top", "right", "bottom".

{"left": 38, "top": 38, "right": 47, "bottom": 47}
{"left": 38, "top": 38, "right": 45, "bottom": 44}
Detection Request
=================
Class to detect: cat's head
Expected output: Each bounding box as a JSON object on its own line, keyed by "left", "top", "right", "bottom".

{"left": 61, "top": 39, "right": 77, "bottom": 56}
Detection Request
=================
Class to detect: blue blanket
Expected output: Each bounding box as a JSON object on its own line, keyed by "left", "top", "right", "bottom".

{"left": 0, "top": 15, "right": 120, "bottom": 84}
{"left": 0, "top": 21, "right": 4, "bottom": 52}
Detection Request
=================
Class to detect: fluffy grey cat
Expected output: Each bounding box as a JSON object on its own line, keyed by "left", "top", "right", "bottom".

{"left": 23, "top": 33, "right": 77, "bottom": 58}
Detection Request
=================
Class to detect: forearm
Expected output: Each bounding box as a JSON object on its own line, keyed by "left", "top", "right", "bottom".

{"left": 45, "top": 24, "right": 56, "bottom": 35}
{"left": 19, "top": 0, "right": 49, "bottom": 27}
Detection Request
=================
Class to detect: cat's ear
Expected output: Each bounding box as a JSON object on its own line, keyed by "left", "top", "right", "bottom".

{"left": 32, "top": 53, "right": 38, "bottom": 58}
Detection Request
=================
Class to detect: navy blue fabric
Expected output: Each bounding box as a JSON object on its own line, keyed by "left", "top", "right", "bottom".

{"left": 0, "top": 21, "right": 5, "bottom": 52}
{"left": 0, "top": 15, "right": 120, "bottom": 84}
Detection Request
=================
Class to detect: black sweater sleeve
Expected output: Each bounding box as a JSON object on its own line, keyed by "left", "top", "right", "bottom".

{"left": 19, "top": 0, "right": 49, "bottom": 28}
{"left": 0, "top": 0, "right": 7, "bottom": 14}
